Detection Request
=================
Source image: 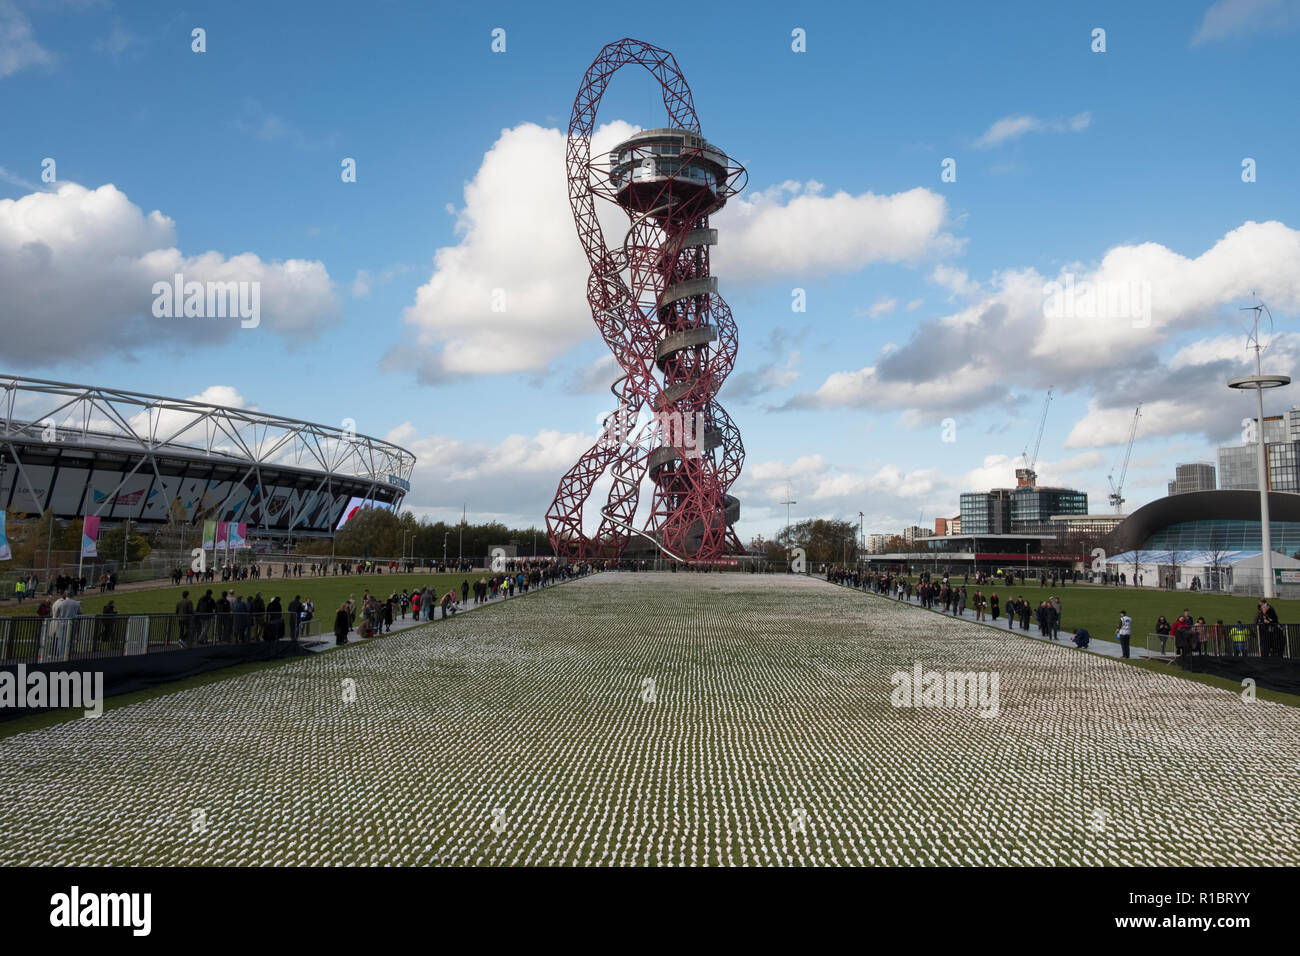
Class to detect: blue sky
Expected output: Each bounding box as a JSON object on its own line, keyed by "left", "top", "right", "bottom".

{"left": 2, "top": 0, "right": 1299, "bottom": 539}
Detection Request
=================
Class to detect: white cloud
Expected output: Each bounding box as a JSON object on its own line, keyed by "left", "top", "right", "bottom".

{"left": 1192, "top": 0, "right": 1300, "bottom": 45}
{"left": 738, "top": 448, "right": 1109, "bottom": 536}
{"left": 931, "top": 264, "right": 981, "bottom": 297}
{"left": 383, "top": 421, "right": 600, "bottom": 527}
{"left": 973, "top": 111, "right": 1093, "bottom": 148}
{"left": 394, "top": 122, "right": 960, "bottom": 382}
{"left": 0, "top": 182, "right": 341, "bottom": 364}
{"left": 865, "top": 296, "right": 896, "bottom": 318}
{"left": 713, "top": 181, "right": 958, "bottom": 279}
{"left": 0, "top": 164, "right": 41, "bottom": 192}
{"left": 0, "top": 0, "right": 53, "bottom": 78}
{"left": 974, "top": 115, "right": 1042, "bottom": 148}
{"left": 786, "top": 221, "right": 1300, "bottom": 427}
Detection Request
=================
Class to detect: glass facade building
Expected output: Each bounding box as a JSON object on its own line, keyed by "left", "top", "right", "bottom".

{"left": 959, "top": 489, "right": 1012, "bottom": 534}
{"left": 1143, "top": 519, "right": 1300, "bottom": 554}
{"left": 1217, "top": 409, "right": 1300, "bottom": 492}
{"left": 1010, "top": 487, "right": 1088, "bottom": 525}
{"left": 1218, "top": 443, "right": 1258, "bottom": 491}
{"left": 1171, "top": 462, "right": 1216, "bottom": 494}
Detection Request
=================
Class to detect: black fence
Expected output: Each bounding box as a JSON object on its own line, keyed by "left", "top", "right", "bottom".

{"left": 0, "top": 612, "right": 331, "bottom": 665}
{"left": 1141, "top": 623, "right": 1298, "bottom": 659}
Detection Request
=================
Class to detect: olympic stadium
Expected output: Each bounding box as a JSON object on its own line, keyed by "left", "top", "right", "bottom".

{"left": 0, "top": 375, "right": 415, "bottom": 542}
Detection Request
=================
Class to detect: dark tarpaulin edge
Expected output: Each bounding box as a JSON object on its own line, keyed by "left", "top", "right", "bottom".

{"left": 0, "top": 641, "right": 314, "bottom": 720}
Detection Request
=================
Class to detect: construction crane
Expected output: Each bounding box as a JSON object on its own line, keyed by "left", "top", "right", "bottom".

{"left": 1016, "top": 387, "right": 1053, "bottom": 487}
{"left": 1108, "top": 403, "right": 1142, "bottom": 513}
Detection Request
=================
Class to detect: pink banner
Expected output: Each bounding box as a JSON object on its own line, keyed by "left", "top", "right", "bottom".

{"left": 216, "top": 521, "right": 229, "bottom": 549}
{"left": 81, "top": 515, "right": 101, "bottom": 558}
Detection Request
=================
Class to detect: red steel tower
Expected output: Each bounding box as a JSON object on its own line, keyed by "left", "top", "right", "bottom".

{"left": 547, "top": 38, "right": 747, "bottom": 563}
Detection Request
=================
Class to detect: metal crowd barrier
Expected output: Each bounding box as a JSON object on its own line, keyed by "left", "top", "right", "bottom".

{"left": 0, "top": 612, "right": 331, "bottom": 665}
{"left": 1140, "top": 624, "right": 1296, "bottom": 659}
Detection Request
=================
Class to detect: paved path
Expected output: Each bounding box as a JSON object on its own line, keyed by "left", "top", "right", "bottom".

{"left": 831, "top": 583, "right": 1165, "bottom": 660}
{"left": 298, "top": 578, "right": 572, "bottom": 651}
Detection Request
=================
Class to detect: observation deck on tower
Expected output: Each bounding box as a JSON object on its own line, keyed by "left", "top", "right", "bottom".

{"left": 603, "top": 128, "right": 741, "bottom": 217}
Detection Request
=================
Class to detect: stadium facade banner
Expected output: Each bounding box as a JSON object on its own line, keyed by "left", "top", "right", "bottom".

{"left": 81, "top": 515, "right": 100, "bottom": 558}
{"left": 0, "top": 511, "right": 10, "bottom": 561}
{"left": 228, "top": 522, "right": 248, "bottom": 549}
{"left": 202, "top": 520, "right": 216, "bottom": 550}
{"left": 215, "top": 521, "right": 229, "bottom": 550}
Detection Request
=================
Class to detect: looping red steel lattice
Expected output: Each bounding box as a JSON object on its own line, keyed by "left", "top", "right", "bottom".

{"left": 546, "top": 38, "right": 746, "bottom": 562}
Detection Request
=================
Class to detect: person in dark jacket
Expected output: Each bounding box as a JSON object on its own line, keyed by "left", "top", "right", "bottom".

{"left": 334, "top": 602, "right": 351, "bottom": 645}
{"left": 287, "top": 596, "right": 302, "bottom": 641}
{"left": 383, "top": 594, "right": 394, "bottom": 633}
{"left": 196, "top": 589, "right": 217, "bottom": 644}
{"left": 234, "top": 594, "right": 250, "bottom": 643}
{"left": 175, "top": 590, "right": 194, "bottom": 645}
{"left": 1155, "top": 615, "right": 1172, "bottom": 654}
{"left": 1255, "top": 600, "right": 1281, "bottom": 656}
{"left": 250, "top": 592, "right": 266, "bottom": 642}
{"left": 461, "top": 579, "right": 470, "bottom": 604}
{"left": 264, "top": 596, "right": 283, "bottom": 642}
{"left": 217, "top": 590, "right": 233, "bottom": 644}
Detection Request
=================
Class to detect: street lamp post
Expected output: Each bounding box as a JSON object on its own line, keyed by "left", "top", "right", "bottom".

{"left": 1229, "top": 371, "right": 1290, "bottom": 599}
{"left": 1231, "top": 300, "right": 1289, "bottom": 599}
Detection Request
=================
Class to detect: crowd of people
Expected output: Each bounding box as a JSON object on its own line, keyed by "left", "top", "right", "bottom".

{"left": 825, "top": 565, "right": 1293, "bottom": 661}
{"left": 824, "top": 567, "right": 1067, "bottom": 639}
{"left": 171, "top": 588, "right": 315, "bottom": 645}
{"left": 1148, "top": 599, "right": 1288, "bottom": 658}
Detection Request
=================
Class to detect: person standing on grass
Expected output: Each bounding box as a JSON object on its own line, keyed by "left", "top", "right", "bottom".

{"left": 234, "top": 593, "right": 250, "bottom": 643}
{"left": 1255, "top": 599, "right": 1281, "bottom": 657}
{"left": 287, "top": 595, "right": 302, "bottom": 642}
{"left": 334, "top": 602, "right": 351, "bottom": 645}
{"left": 1155, "top": 615, "right": 1172, "bottom": 654}
{"left": 176, "top": 590, "right": 194, "bottom": 645}
{"left": 250, "top": 592, "right": 265, "bottom": 641}
{"left": 1116, "top": 610, "right": 1133, "bottom": 658}
{"left": 461, "top": 579, "right": 470, "bottom": 605}
{"left": 196, "top": 588, "right": 216, "bottom": 644}
{"left": 1230, "top": 619, "right": 1250, "bottom": 657}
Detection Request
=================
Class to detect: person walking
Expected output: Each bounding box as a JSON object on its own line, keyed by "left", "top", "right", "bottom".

{"left": 175, "top": 590, "right": 194, "bottom": 645}
{"left": 1116, "top": 610, "right": 1133, "bottom": 658}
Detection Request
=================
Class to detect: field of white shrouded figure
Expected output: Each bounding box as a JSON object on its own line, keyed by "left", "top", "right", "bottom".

{"left": 1, "top": 572, "right": 1297, "bottom": 866}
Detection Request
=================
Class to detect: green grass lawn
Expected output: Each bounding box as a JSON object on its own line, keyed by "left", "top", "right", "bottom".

{"left": 0, "top": 572, "right": 490, "bottom": 618}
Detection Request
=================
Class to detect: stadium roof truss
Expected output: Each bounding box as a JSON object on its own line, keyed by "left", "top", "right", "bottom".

{"left": 0, "top": 376, "right": 415, "bottom": 534}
